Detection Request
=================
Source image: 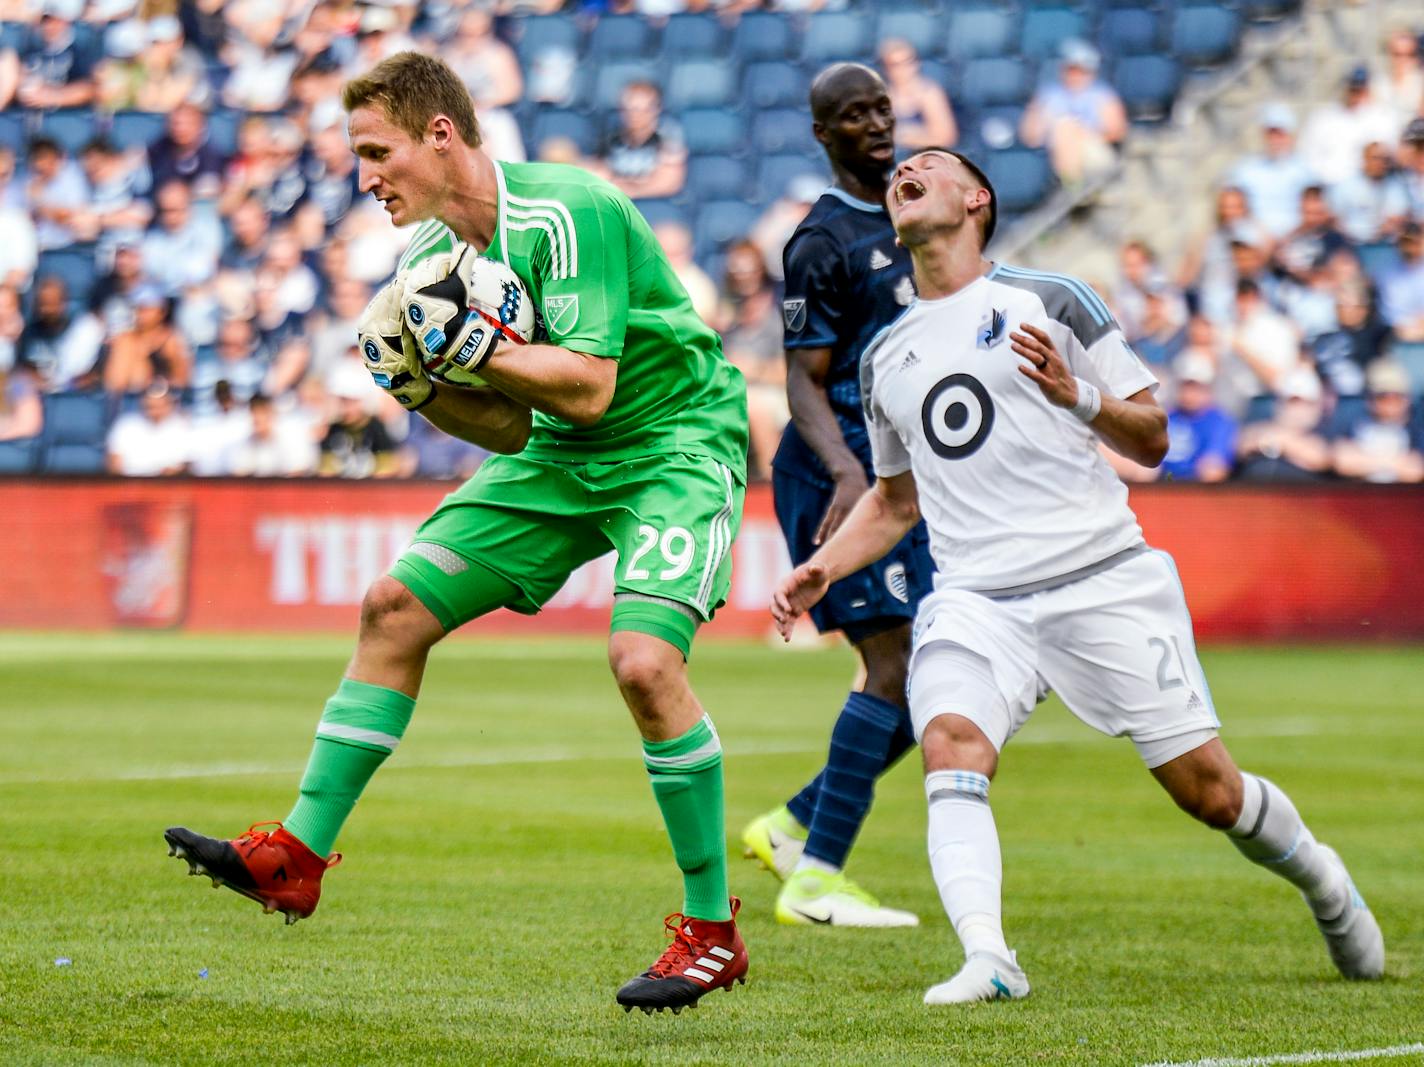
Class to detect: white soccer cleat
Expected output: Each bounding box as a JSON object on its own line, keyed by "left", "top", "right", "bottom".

{"left": 774, "top": 868, "right": 920, "bottom": 928}
{"left": 1311, "top": 844, "right": 1385, "bottom": 980}
{"left": 923, "top": 951, "right": 1030, "bottom": 1005}
{"left": 740, "top": 806, "right": 807, "bottom": 881}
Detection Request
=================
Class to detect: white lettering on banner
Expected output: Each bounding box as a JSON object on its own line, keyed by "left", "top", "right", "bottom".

{"left": 730, "top": 524, "right": 793, "bottom": 610}
{"left": 255, "top": 517, "right": 423, "bottom": 606}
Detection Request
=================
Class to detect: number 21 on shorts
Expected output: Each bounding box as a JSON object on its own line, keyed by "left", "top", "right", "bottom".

{"left": 625, "top": 524, "right": 696, "bottom": 581}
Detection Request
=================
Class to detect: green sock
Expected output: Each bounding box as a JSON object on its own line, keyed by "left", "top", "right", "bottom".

{"left": 644, "top": 714, "right": 731, "bottom": 922}
{"left": 284, "top": 678, "right": 415, "bottom": 857}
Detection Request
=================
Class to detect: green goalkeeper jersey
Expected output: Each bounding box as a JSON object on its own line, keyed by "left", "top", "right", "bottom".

{"left": 397, "top": 161, "right": 747, "bottom": 476}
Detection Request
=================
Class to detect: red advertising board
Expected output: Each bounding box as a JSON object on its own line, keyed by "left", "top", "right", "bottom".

{"left": 2, "top": 479, "right": 1422, "bottom": 640}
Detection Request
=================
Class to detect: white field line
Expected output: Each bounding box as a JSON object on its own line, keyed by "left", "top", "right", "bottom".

{"left": 1142, "top": 1043, "right": 1424, "bottom": 1067}
{"left": 0, "top": 720, "right": 1340, "bottom": 786}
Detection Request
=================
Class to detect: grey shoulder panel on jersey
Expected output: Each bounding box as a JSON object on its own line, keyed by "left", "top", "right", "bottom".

{"left": 858, "top": 306, "right": 912, "bottom": 422}
{"left": 992, "top": 265, "right": 1119, "bottom": 350}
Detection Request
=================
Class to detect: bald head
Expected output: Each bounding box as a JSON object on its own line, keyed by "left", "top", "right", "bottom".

{"left": 810, "top": 63, "right": 886, "bottom": 124}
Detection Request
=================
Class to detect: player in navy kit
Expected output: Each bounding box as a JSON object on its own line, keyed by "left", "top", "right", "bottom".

{"left": 740, "top": 64, "right": 936, "bottom": 927}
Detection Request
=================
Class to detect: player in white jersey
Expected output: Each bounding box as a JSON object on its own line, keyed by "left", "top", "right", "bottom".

{"left": 771, "top": 147, "right": 1385, "bottom": 1004}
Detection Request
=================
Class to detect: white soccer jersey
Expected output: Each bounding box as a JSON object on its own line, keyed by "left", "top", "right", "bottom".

{"left": 862, "top": 264, "right": 1159, "bottom": 594}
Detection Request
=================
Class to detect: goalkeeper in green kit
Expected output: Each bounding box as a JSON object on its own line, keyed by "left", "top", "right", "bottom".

{"left": 164, "top": 52, "right": 750, "bottom": 1014}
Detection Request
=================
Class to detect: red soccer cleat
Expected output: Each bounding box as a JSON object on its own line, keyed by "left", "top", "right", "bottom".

{"left": 617, "top": 897, "right": 749, "bottom": 1014}
{"left": 163, "top": 821, "right": 341, "bottom": 926}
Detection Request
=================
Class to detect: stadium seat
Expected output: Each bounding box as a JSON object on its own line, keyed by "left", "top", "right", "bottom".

{"left": 587, "top": 15, "right": 657, "bottom": 59}
{"left": 665, "top": 59, "right": 737, "bottom": 111}
{"left": 954, "top": 57, "right": 1033, "bottom": 110}
{"left": 1325, "top": 395, "right": 1367, "bottom": 437}
{"left": 660, "top": 13, "right": 726, "bottom": 60}
{"left": 1394, "top": 342, "right": 1424, "bottom": 395}
{"left": 39, "top": 391, "right": 110, "bottom": 474}
{"left": 686, "top": 155, "right": 752, "bottom": 203}
{"left": 0, "top": 436, "right": 39, "bottom": 475}
{"left": 513, "top": 13, "right": 582, "bottom": 65}
{"left": 0, "top": 20, "right": 28, "bottom": 52}
{"left": 206, "top": 109, "right": 241, "bottom": 157}
{"left": 36, "top": 246, "right": 100, "bottom": 309}
{"left": 1356, "top": 241, "right": 1400, "bottom": 283}
{"left": 694, "top": 200, "right": 760, "bottom": 254}
{"left": 0, "top": 110, "right": 28, "bottom": 153}
{"left": 1020, "top": 6, "right": 1091, "bottom": 60}
{"left": 530, "top": 108, "right": 599, "bottom": 157}
{"left": 800, "top": 12, "right": 873, "bottom": 64}
{"left": 743, "top": 62, "right": 808, "bottom": 110}
{"left": 751, "top": 108, "right": 818, "bottom": 155}
{"left": 730, "top": 11, "right": 795, "bottom": 62}
{"left": 984, "top": 147, "right": 1055, "bottom": 214}
{"left": 108, "top": 110, "right": 167, "bottom": 152}
{"left": 1098, "top": 8, "right": 1163, "bottom": 57}
{"left": 591, "top": 60, "right": 662, "bottom": 112}
{"left": 38, "top": 109, "right": 96, "bottom": 155}
{"left": 1111, "top": 55, "right": 1183, "bottom": 123}
{"left": 1236, "top": 0, "right": 1303, "bottom": 22}
{"left": 677, "top": 108, "right": 746, "bottom": 157}
{"left": 1170, "top": 5, "right": 1242, "bottom": 68}
{"left": 632, "top": 198, "right": 688, "bottom": 232}
{"left": 875, "top": 10, "right": 943, "bottom": 50}
{"left": 945, "top": 5, "right": 1020, "bottom": 62}
{"left": 974, "top": 104, "right": 1027, "bottom": 149}
{"left": 757, "top": 154, "right": 826, "bottom": 204}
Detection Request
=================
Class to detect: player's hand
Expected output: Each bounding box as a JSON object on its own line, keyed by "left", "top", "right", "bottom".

{"left": 402, "top": 245, "right": 501, "bottom": 377}
{"left": 1011, "top": 323, "right": 1079, "bottom": 409}
{"left": 770, "top": 561, "right": 832, "bottom": 641}
{"left": 358, "top": 276, "right": 434, "bottom": 410}
{"left": 815, "top": 465, "right": 869, "bottom": 545}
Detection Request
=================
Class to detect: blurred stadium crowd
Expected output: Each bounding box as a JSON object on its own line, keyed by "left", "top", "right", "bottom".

{"left": 0, "top": 0, "right": 1420, "bottom": 483}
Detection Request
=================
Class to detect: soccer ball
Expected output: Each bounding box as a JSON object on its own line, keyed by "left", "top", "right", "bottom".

{"left": 402, "top": 250, "right": 536, "bottom": 388}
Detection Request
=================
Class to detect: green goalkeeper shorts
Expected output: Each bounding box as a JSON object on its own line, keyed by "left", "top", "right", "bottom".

{"left": 389, "top": 451, "right": 745, "bottom": 655}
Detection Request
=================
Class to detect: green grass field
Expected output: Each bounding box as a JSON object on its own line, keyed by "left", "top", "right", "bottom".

{"left": 0, "top": 634, "right": 1419, "bottom": 1066}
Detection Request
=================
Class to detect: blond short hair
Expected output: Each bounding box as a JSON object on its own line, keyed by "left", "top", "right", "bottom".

{"left": 342, "top": 51, "right": 481, "bottom": 147}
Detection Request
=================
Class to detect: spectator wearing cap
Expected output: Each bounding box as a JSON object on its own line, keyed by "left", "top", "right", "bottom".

{"left": 191, "top": 314, "right": 273, "bottom": 415}
{"left": 1114, "top": 239, "right": 1186, "bottom": 343}
{"left": 148, "top": 102, "right": 228, "bottom": 199}
{"left": 141, "top": 180, "right": 223, "bottom": 296}
{"left": 1401, "top": 118, "right": 1424, "bottom": 221}
{"left": 90, "top": 242, "right": 147, "bottom": 335}
{"left": 1179, "top": 185, "right": 1271, "bottom": 326}
{"left": 1220, "top": 278, "right": 1302, "bottom": 418}
{"left": 249, "top": 120, "right": 310, "bottom": 221}
{"left": 1272, "top": 187, "right": 1356, "bottom": 340}
{"left": 1330, "top": 141, "right": 1412, "bottom": 244}
{"left": 1228, "top": 103, "right": 1317, "bottom": 238}
{"left": 16, "top": 275, "right": 104, "bottom": 392}
{"left": 16, "top": 0, "right": 98, "bottom": 110}
{"left": 1161, "top": 353, "right": 1236, "bottom": 483}
{"left": 1379, "top": 222, "right": 1424, "bottom": 340}
{"left": 1375, "top": 27, "right": 1424, "bottom": 131}
{"left": 1311, "top": 283, "right": 1393, "bottom": 398}
{"left": 1020, "top": 38, "right": 1127, "bottom": 184}
{"left": 227, "top": 392, "right": 317, "bottom": 477}
{"left": 588, "top": 81, "right": 688, "bottom": 202}
{"left": 222, "top": 5, "right": 301, "bottom": 113}
{"left": 880, "top": 38, "right": 957, "bottom": 155}
{"left": 103, "top": 284, "right": 191, "bottom": 394}
{"left": 94, "top": 18, "right": 148, "bottom": 111}
{"left": 107, "top": 380, "right": 190, "bottom": 476}
{"left": 1132, "top": 277, "right": 1189, "bottom": 367}
{"left": 129, "top": 15, "right": 209, "bottom": 113}
{"left": 1332, "top": 359, "right": 1424, "bottom": 482}
{"left": 24, "top": 137, "right": 88, "bottom": 252}
{"left": 320, "top": 375, "right": 398, "bottom": 479}
{"left": 1236, "top": 366, "right": 1332, "bottom": 482}
{"left": 1300, "top": 67, "right": 1400, "bottom": 187}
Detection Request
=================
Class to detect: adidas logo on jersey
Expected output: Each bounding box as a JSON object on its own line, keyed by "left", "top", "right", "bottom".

{"left": 894, "top": 276, "right": 916, "bottom": 306}
{"left": 1186, "top": 691, "right": 1204, "bottom": 713}
{"left": 900, "top": 349, "right": 921, "bottom": 371}
{"left": 869, "top": 248, "right": 893, "bottom": 270}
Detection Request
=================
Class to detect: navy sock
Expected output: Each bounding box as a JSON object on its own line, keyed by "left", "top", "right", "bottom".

{"left": 786, "top": 771, "right": 823, "bottom": 828}
{"left": 803, "top": 691, "right": 913, "bottom": 869}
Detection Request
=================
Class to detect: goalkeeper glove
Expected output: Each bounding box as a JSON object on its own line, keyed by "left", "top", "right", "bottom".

{"left": 402, "top": 244, "right": 501, "bottom": 380}
{"left": 358, "top": 276, "right": 435, "bottom": 410}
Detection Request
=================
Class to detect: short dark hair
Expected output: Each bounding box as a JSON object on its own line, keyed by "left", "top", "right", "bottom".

{"left": 342, "top": 51, "right": 481, "bottom": 148}
{"left": 901, "top": 146, "right": 998, "bottom": 247}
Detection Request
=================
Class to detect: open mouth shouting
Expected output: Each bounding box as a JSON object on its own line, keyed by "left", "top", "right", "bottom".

{"left": 893, "top": 178, "right": 927, "bottom": 206}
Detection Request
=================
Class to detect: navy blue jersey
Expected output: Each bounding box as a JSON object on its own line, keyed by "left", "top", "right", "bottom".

{"left": 772, "top": 188, "right": 917, "bottom": 488}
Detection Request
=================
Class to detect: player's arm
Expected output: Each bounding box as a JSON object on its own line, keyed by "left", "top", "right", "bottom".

{"left": 420, "top": 385, "right": 533, "bottom": 454}
{"left": 771, "top": 470, "right": 919, "bottom": 640}
{"left": 474, "top": 344, "right": 616, "bottom": 427}
{"left": 786, "top": 345, "right": 872, "bottom": 542}
{"left": 1011, "top": 322, "right": 1169, "bottom": 467}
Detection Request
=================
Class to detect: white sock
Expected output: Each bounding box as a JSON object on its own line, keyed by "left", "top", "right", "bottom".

{"left": 793, "top": 854, "right": 841, "bottom": 876}
{"left": 1228, "top": 772, "right": 1341, "bottom": 917}
{"left": 926, "top": 770, "right": 1009, "bottom": 961}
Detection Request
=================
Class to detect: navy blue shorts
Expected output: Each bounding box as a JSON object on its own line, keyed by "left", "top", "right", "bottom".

{"left": 773, "top": 467, "right": 935, "bottom": 643}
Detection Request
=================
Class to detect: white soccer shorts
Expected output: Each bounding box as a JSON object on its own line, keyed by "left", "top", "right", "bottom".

{"left": 907, "top": 549, "right": 1220, "bottom": 768}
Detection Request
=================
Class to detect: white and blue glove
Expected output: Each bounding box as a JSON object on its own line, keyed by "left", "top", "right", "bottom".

{"left": 357, "top": 276, "right": 435, "bottom": 410}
